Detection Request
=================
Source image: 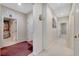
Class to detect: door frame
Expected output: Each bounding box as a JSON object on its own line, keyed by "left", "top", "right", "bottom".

{"left": 2, "top": 17, "right": 17, "bottom": 41}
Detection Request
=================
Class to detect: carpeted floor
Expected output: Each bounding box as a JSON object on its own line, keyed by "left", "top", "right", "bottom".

{"left": 1, "top": 41, "right": 33, "bottom": 56}
{"left": 0, "top": 48, "right": 1, "bottom": 56}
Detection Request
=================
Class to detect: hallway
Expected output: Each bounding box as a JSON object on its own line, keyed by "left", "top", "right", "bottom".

{"left": 37, "top": 41, "right": 73, "bottom": 56}
{"left": 0, "top": 3, "right": 79, "bottom": 56}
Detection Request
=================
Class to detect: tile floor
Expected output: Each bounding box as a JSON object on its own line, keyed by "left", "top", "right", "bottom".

{"left": 37, "top": 39, "right": 73, "bottom": 56}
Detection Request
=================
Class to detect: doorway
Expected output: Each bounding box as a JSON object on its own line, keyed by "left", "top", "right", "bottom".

{"left": 2, "top": 17, "right": 17, "bottom": 46}
{"left": 3, "top": 18, "right": 11, "bottom": 39}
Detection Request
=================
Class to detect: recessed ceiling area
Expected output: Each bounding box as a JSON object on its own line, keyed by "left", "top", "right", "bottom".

{"left": 48, "top": 3, "right": 72, "bottom": 18}
{"left": 1, "top": 3, "right": 33, "bottom": 14}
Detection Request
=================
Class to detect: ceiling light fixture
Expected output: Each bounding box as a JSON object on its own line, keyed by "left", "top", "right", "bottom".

{"left": 18, "top": 3, "right": 21, "bottom": 6}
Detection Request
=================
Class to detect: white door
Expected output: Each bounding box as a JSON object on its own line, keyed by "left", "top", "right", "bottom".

{"left": 74, "top": 4, "right": 79, "bottom": 55}
{"left": 74, "top": 12, "right": 79, "bottom": 56}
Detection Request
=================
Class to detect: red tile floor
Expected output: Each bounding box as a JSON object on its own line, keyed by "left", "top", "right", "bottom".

{"left": 1, "top": 41, "right": 33, "bottom": 56}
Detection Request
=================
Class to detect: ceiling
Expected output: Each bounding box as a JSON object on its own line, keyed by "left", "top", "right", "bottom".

{"left": 48, "top": 3, "right": 72, "bottom": 18}
{"left": 1, "top": 3, "right": 33, "bottom": 14}
{"left": 1, "top": 3, "right": 79, "bottom": 17}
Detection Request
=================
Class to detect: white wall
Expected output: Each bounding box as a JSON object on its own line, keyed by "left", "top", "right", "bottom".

{"left": 42, "top": 4, "right": 47, "bottom": 49}
{"left": 68, "top": 14, "right": 74, "bottom": 49}
{"left": 32, "top": 4, "right": 58, "bottom": 55}
{"left": 45, "top": 5, "right": 58, "bottom": 49}
{"left": 68, "top": 4, "right": 75, "bottom": 49}
{"left": 1, "top": 5, "right": 27, "bottom": 47}
{"left": 26, "top": 12, "right": 33, "bottom": 41}
{"left": 33, "top": 4, "right": 43, "bottom": 55}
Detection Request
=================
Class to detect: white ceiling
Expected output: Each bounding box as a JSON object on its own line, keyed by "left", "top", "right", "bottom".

{"left": 1, "top": 3, "right": 33, "bottom": 14}
{"left": 1, "top": 3, "right": 78, "bottom": 17}
{"left": 48, "top": 3, "right": 72, "bottom": 18}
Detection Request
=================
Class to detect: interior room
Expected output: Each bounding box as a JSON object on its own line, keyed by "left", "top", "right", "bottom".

{"left": 0, "top": 3, "right": 79, "bottom": 56}
{"left": 0, "top": 3, "right": 33, "bottom": 56}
